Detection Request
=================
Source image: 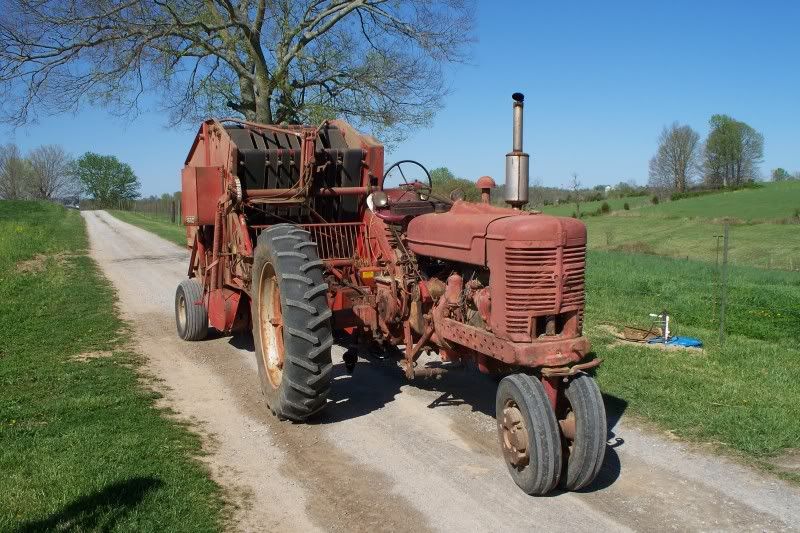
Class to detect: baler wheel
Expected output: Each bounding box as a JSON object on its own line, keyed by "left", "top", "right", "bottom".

{"left": 557, "top": 372, "right": 607, "bottom": 490}
{"left": 496, "top": 374, "right": 562, "bottom": 495}
{"left": 175, "top": 278, "right": 208, "bottom": 341}
{"left": 251, "top": 224, "right": 333, "bottom": 421}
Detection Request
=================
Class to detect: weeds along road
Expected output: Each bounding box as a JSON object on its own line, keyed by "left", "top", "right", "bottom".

{"left": 82, "top": 210, "right": 800, "bottom": 533}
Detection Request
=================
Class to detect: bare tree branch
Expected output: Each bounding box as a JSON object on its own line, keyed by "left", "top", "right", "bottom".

{"left": 648, "top": 122, "right": 701, "bottom": 193}
{"left": 0, "top": 0, "right": 475, "bottom": 140}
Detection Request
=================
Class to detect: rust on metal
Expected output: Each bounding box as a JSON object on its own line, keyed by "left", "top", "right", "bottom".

{"left": 177, "top": 91, "right": 602, "bottom": 495}
{"left": 540, "top": 358, "right": 603, "bottom": 377}
{"left": 499, "top": 399, "right": 530, "bottom": 467}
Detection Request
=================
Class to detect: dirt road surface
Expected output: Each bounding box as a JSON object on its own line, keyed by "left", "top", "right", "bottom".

{"left": 83, "top": 210, "right": 800, "bottom": 532}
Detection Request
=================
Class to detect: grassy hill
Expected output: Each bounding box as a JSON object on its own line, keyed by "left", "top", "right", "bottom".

{"left": 641, "top": 181, "right": 800, "bottom": 221}
{"left": 552, "top": 181, "right": 800, "bottom": 270}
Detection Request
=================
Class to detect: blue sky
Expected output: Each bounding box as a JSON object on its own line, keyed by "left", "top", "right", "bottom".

{"left": 4, "top": 0, "right": 799, "bottom": 196}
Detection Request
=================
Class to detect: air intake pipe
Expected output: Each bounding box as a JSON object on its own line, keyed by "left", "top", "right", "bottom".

{"left": 504, "top": 92, "right": 529, "bottom": 209}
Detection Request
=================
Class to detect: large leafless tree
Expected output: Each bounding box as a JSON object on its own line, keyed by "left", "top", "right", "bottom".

{"left": 0, "top": 143, "right": 31, "bottom": 199}
{"left": 0, "top": 1, "right": 474, "bottom": 141}
{"left": 648, "top": 122, "right": 701, "bottom": 193}
{"left": 28, "top": 144, "right": 79, "bottom": 199}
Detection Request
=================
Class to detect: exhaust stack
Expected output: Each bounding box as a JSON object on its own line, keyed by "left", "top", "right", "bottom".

{"left": 504, "top": 92, "right": 529, "bottom": 209}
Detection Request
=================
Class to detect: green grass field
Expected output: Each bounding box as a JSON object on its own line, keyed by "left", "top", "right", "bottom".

{"left": 552, "top": 182, "right": 800, "bottom": 270}
{"left": 642, "top": 180, "right": 800, "bottom": 221}
{"left": 586, "top": 250, "right": 800, "bottom": 479}
{"left": 0, "top": 202, "right": 222, "bottom": 531}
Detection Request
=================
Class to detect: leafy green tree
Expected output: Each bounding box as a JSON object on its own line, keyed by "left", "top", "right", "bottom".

{"left": 74, "top": 153, "right": 140, "bottom": 206}
{"left": 429, "top": 167, "right": 481, "bottom": 202}
{"left": 771, "top": 168, "right": 792, "bottom": 181}
{"left": 704, "top": 115, "right": 764, "bottom": 187}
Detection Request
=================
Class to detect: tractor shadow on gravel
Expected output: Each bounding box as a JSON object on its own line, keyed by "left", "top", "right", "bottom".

{"left": 309, "top": 346, "right": 627, "bottom": 493}
{"left": 226, "top": 330, "right": 626, "bottom": 493}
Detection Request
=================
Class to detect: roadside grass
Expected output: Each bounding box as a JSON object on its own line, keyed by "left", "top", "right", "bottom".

{"left": 586, "top": 250, "right": 800, "bottom": 479}
{"left": 0, "top": 201, "right": 222, "bottom": 531}
{"left": 107, "top": 209, "right": 187, "bottom": 248}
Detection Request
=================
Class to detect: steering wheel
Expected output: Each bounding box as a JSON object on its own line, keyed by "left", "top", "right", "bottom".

{"left": 383, "top": 160, "right": 432, "bottom": 194}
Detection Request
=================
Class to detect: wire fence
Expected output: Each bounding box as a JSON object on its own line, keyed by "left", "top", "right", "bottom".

{"left": 588, "top": 222, "right": 799, "bottom": 348}
{"left": 81, "top": 196, "right": 183, "bottom": 226}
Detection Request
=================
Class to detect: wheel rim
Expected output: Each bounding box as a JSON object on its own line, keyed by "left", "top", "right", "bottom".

{"left": 177, "top": 292, "right": 187, "bottom": 331}
{"left": 258, "top": 262, "right": 284, "bottom": 389}
{"left": 500, "top": 399, "right": 530, "bottom": 468}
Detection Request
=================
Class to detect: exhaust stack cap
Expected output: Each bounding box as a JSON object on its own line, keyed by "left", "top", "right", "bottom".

{"left": 505, "top": 92, "right": 530, "bottom": 209}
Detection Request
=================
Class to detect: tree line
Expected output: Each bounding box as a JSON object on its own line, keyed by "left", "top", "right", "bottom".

{"left": 647, "top": 115, "right": 785, "bottom": 193}
{"left": 0, "top": 144, "right": 141, "bottom": 205}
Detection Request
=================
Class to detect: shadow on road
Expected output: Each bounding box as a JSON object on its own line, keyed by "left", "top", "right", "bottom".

{"left": 224, "top": 329, "right": 627, "bottom": 493}
{"left": 13, "top": 477, "right": 163, "bottom": 533}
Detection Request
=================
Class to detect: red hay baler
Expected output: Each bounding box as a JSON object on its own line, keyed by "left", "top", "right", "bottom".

{"left": 175, "top": 93, "right": 606, "bottom": 495}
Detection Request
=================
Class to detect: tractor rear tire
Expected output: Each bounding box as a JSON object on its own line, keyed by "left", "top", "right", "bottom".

{"left": 496, "top": 374, "right": 562, "bottom": 495}
{"left": 558, "top": 372, "right": 607, "bottom": 491}
{"left": 251, "top": 224, "right": 333, "bottom": 421}
{"left": 175, "top": 278, "right": 208, "bottom": 341}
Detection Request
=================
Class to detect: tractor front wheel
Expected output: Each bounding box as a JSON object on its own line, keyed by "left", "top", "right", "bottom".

{"left": 251, "top": 224, "right": 333, "bottom": 421}
{"left": 557, "top": 372, "right": 607, "bottom": 490}
{"left": 496, "top": 374, "right": 562, "bottom": 495}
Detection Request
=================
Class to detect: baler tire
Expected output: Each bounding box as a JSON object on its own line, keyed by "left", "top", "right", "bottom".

{"left": 251, "top": 224, "right": 333, "bottom": 422}
{"left": 496, "top": 374, "right": 562, "bottom": 495}
{"left": 559, "top": 372, "right": 607, "bottom": 491}
{"left": 175, "top": 278, "right": 208, "bottom": 341}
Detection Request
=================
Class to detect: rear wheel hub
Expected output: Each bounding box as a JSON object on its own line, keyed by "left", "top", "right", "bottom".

{"left": 258, "top": 263, "right": 285, "bottom": 388}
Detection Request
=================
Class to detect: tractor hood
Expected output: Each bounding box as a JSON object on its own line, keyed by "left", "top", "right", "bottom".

{"left": 406, "top": 201, "right": 585, "bottom": 265}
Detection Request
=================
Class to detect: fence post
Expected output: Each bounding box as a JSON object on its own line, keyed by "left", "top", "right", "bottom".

{"left": 718, "top": 224, "right": 729, "bottom": 346}
{"left": 171, "top": 201, "right": 176, "bottom": 223}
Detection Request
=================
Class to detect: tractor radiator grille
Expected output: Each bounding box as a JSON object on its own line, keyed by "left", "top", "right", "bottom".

{"left": 504, "top": 244, "right": 586, "bottom": 336}
{"left": 300, "top": 222, "right": 363, "bottom": 262}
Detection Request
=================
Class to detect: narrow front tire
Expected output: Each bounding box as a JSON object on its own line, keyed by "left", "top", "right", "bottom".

{"left": 496, "top": 374, "right": 562, "bottom": 495}
{"left": 558, "top": 372, "right": 607, "bottom": 490}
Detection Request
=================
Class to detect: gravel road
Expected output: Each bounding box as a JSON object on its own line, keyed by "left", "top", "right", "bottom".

{"left": 83, "top": 210, "right": 800, "bottom": 532}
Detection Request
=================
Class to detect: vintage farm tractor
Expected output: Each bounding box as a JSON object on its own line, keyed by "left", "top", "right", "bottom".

{"left": 175, "top": 93, "right": 606, "bottom": 495}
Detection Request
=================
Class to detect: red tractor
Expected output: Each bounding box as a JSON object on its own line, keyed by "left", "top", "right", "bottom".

{"left": 175, "top": 93, "right": 606, "bottom": 495}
